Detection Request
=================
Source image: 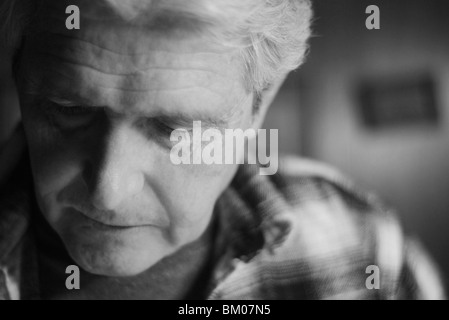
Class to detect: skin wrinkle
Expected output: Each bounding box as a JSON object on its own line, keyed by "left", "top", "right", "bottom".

{"left": 46, "top": 63, "right": 220, "bottom": 93}
{"left": 36, "top": 34, "right": 239, "bottom": 75}
{"left": 42, "top": 61, "right": 229, "bottom": 93}
{"left": 39, "top": 30, "right": 231, "bottom": 55}
{"left": 22, "top": 41, "right": 244, "bottom": 114}
{"left": 31, "top": 50, "right": 235, "bottom": 92}
{"left": 63, "top": 178, "right": 172, "bottom": 242}
{"left": 16, "top": 2, "right": 264, "bottom": 298}
{"left": 22, "top": 68, "right": 245, "bottom": 129}
{"left": 22, "top": 56, "right": 246, "bottom": 129}
{"left": 0, "top": 0, "right": 314, "bottom": 299}
{"left": 33, "top": 12, "right": 236, "bottom": 56}
{"left": 32, "top": 81, "right": 238, "bottom": 225}
{"left": 37, "top": 49, "right": 234, "bottom": 78}
{"left": 25, "top": 63, "right": 236, "bottom": 118}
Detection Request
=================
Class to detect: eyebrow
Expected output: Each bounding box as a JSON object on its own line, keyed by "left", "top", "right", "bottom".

{"left": 158, "top": 114, "right": 225, "bottom": 129}
{"left": 155, "top": 105, "right": 244, "bottom": 129}
{"left": 44, "top": 94, "right": 244, "bottom": 129}
{"left": 36, "top": 82, "right": 247, "bottom": 128}
{"left": 31, "top": 87, "right": 95, "bottom": 108}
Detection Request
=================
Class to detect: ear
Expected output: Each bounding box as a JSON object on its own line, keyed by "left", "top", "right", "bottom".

{"left": 250, "top": 73, "right": 288, "bottom": 130}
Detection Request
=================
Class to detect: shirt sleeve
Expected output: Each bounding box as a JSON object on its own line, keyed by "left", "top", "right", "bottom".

{"left": 371, "top": 209, "right": 446, "bottom": 300}
{"left": 394, "top": 238, "right": 446, "bottom": 300}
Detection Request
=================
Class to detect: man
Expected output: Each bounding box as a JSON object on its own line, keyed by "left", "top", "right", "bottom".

{"left": 0, "top": 0, "right": 445, "bottom": 300}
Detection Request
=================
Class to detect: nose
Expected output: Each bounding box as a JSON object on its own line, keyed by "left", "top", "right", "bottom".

{"left": 84, "top": 123, "right": 145, "bottom": 211}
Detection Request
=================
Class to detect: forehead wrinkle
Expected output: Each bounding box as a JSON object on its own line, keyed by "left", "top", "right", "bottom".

{"left": 27, "top": 2, "right": 248, "bottom": 93}
{"left": 23, "top": 57, "right": 248, "bottom": 128}
{"left": 33, "top": 6, "right": 234, "bottom": 56}
{"left": 36, "top": 53, "right": 230, "bottom": 93}
{"left": 24, "top": 51, "right": 237, "bottom": 107}
{"left": 38, "top": 46, "right": 234, "bottom": 78}
{"left": 39, "top": 30, "right": 237, "bottom": 65}
{"left": 29, "top": 62, "right": 240, "bottom": 118}
{"left": 34, "top": 38, "right": 239, "bottom": 81}
{"left": 25, "top": 38, "right": 240, "bottom": 98}
{"left": 35, "top": 57, "right": 235, "bottom": 103}
{"left": 26, "top": 27, "right": 243, "bottom": 91}
{"left": 23, "top": 1, "right": 252, "bottom": 126}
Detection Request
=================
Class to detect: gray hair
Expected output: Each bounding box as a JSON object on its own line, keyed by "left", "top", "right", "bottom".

{"left": 1, "top": 0, "right": 313, "bottom": 100}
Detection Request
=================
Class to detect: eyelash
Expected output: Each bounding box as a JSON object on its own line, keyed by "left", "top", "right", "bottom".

{"left": 153, "top": 119, "right": 176, "bottom": 135}
{"left": 49, "top": 104, "right": 97, "bottom": 116}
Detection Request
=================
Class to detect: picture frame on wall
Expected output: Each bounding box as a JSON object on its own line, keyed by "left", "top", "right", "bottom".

{"left": 357, "top": 73, "right": 439, "bottom": 129}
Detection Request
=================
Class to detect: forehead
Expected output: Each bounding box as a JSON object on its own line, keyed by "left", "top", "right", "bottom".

{"left": 20, "top": 0, "right": 248, "bottom": 118}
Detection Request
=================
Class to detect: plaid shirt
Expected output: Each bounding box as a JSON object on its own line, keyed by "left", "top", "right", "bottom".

{"left": 0, "top": 155, "right": 446, "bottom": 300}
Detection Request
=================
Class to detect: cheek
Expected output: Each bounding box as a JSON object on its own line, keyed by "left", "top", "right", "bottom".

{"left": 20, "top": 102, "right": 83, "bottom": 217}
{"left": 157, "top": 161, "right": 237, "bottom": 241}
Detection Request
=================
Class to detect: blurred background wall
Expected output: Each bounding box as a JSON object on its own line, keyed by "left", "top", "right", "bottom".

{"left": 265, "top": 0, "right": 449, "bottom": 289}
{"left": 1, "top": 0, "right": 448, "bottom": 293}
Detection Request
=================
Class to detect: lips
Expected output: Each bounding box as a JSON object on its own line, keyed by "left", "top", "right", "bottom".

{"left": 78, "top": 210, "right": 138, "bottom": 229}
{"left": 68, "top": 205, "right": 164, "bottom": 228}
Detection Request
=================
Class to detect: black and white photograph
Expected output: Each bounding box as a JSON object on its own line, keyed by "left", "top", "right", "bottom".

{"left": 0, "top": 0, "right": 447, "bottom": 302}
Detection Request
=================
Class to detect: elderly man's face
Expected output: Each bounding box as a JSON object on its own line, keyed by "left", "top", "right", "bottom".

{"left": 16, "top": 3, "right": 254, "bottom": 276}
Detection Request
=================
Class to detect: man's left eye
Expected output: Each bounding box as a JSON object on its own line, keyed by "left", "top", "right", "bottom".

{"left": 153, "top": 119, "right": 176, "bottom": 135}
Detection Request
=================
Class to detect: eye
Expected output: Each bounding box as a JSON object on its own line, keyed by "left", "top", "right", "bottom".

{"left": 135, "top": 118, "right": 190, "bottom": 150}
{"left": 135, "top": 118, "right": 175, "bottom": 136}
{"left": 153, "top": 119, "right": 176, "bottom": 135}
{"left": 52, "top": 104, "right": 95, "bottom": 116}
{"left": 42, "top": 101, "right": 101, "bottom": 130}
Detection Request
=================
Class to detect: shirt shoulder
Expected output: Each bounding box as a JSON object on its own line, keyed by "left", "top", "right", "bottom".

{"left": 274, "top": 157, "right": 404, "bottom": 298}
{"left": 209, "top": 157, "right": 445, "bottom": 299}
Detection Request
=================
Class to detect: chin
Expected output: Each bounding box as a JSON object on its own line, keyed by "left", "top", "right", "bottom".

{"left": 59, "top": 228, "right": 172, "bottom": 277}
{"left": 68, "top": 240, "right": 168, "bottom": 277}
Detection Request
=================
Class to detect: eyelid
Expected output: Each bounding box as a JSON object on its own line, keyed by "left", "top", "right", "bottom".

{"left": 48, "top": 97, "right": 81, "bottom": 107}
{"left": 152, "top": 119, "right": 178, "bottom": 135}
{"left": 47, "top": 96, "right": 103, "bottom": 111}
{"left": 150, "top": 118, "right": 190, "bottom": 132}
{"left": 54, "top": 104, "right": 96, "bottom": 114}
{"left": 167, "top": 118, "right": 224, "bottom": 131}
{"left": 41, "top": 100, "right": 101, "bottom": 120}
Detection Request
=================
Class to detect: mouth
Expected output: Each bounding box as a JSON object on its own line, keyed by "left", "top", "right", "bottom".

{"left": 70, "top": 207, "right": 148, "bottom": 229}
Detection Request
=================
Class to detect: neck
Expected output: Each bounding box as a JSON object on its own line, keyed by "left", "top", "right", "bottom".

{"left": 34, "top": 209, "right": 217, "bottom": 300}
